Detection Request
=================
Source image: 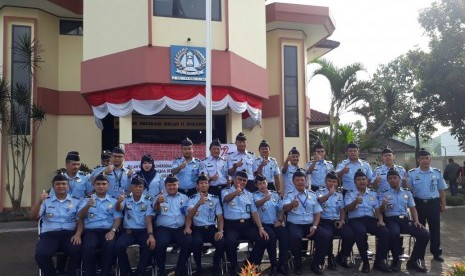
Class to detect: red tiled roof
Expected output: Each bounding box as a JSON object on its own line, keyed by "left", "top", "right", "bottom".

{"left": 309, "top": 109, "right": 330, "bottom": 125}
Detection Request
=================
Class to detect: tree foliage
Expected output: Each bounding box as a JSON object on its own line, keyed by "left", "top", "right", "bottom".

{"left": 310, "top": 123, "right": 358, "bottom": 163}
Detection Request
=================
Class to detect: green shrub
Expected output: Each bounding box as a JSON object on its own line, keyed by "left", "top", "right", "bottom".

{"left": 446, "top": 195, "right": 465, "bottom": 206}
{"left": 446, "top": 261, "right": 465, "bottom": 276}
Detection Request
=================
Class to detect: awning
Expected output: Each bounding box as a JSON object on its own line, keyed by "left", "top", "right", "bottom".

{"left": 84, "top": 84, "right": 262, "bottom": 129}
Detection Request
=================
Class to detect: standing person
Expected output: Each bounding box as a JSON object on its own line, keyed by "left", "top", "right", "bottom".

{"left": 306, "top": 143, "right": 334, "bottom": 192}
{"left": 153, "top": 174, "right": 193, "bottom": 276}
{"left": 281, "top": 147, "right": 302, "bottom": 195}
{"left": 459, "top": 161, "right": 465, "bottom": 191}
{"left": 443, "top": 158, "right": 460, "bottom": 196}
{"left": 171, "top": 137, "right": 200, "bottom": 197}
{"left": 185, "top": 173, "right": 225, "bottom": 276}
{"left": 134, "top": 154, "right": 164, "bottom": 199}
{"left": 379, "top": 168, "right": 429, "bottom": 272}
{"left": 89, "top": 150, "right": 112, "bottom": 184}
{"left": 200, "top": 138, "right": 229, "bottom": 198}
{"left": 78, "top": 174, "right": 122, "bottom": 276}
{"left": 344, "top": 170, "right": 391, "bottom": 273}
{"left": 51, "top": 151, "right": 91, "bottom": 199}
{"left": 32, "top": 174, "right": 83, "bottom": 276}
{"left": 408, "top": 148, "right": 447, "bottom": 262}
{"left": 101, "top": 147, "right": 133, "bottom": 198}
{"left": 372, "top": 147, "right": 409, "bottom": 195}
{"left": 283, "top": 170, "right": 331, "bottom": 275}
{"left": 222, "top": 170, "right": 269, "bottom": 275}
{"left": 336, "top": 143, "right": 374, "bottom": 196}
{"left": 253, "top": 174, "right": 288, "bottom": 275}
{"left": 227, "top": 132, "right": 256, "bottom": 192}
{"left": 253, "top": 140, "right": 282, "bottom": 192}
{"left": 315, "top": 171, "right": 354, "bottom": 270}
{"left": 114, "top": 177, "right": 156, "bottom": 276}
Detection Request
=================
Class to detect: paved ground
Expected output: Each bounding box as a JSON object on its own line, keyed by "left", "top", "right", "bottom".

{"left": 1, "top": 207, "right": 464, "bottom": 275}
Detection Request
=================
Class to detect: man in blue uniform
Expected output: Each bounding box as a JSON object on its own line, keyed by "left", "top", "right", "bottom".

{"left": 115, "top": 177, "right": 156, "bottom": 276}
{"left": 253, "top": 140, "right": 281, "bottom": 193}
{"left": 336, "top": 143, "right": 374, "bottom": 195}
{"left": 50, "top": 151, "right": 91, "bottom": 199}
{"left": 408, "top": 148, "right": 447, "bottom": 262}
{"left": 316, "top": 171, "right": 354, "bottom": 270}
{"left": 222, "top": 170, "right": 269, "bottom": 275}
{"left": 200, "top": 138, "right": 229, "bottom": 198}
{"left": 89, "top": 150, "right": 112, "bottom": 184}
{"left": 171, "top": 137, "right": 200, "bottom": 197}
{"left": 78, "top": 174, "right": 122, "bottom": 276}
{"left": 185, "top": 173, "right": 225, "bottom": 276}
{"left": 153, "top": 174, "right": 193, "bottom": 276}
{"left": 344, "top": 170, "right": 391, "bottom": 273}
{"left": 32, "top": 174, "right": 82, "bottom": 276}
{"left": 283, "top": 170, "right": 331, "bottom": 275}
{"left": 227, "top": 132, "right": 256, "bottom": 192}
{"left": 100, "top": 147, "right": 133, "bottom": 198}
{"left": 306, "top": 143, "right": 334, "bottom": 192}
{"left": 253, "top": 174, "right": 288, "bottom": 275}
{"left": 281, "top": 147, "right": 302, "bottom": 195}
{"left": 372, "top": 147, "right": 409, "bottom": 194}
{"left": 380, "top": 168, "right": 429, "bottom": 272}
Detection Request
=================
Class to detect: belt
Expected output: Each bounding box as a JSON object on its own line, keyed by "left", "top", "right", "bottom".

{"left": 386, "top": 215, "right": 407, "bottom": 220}
{"left": 193, "top": 225, "right": 215, "bottom": 230}
{"left": 125, "top": 228, "right": 146, "bottom": 234}
{"left": 225, "top": 218, "right": 252, "bottom": 224}
{"left": 414, "top": 197, "right": 439, "bottom": 203}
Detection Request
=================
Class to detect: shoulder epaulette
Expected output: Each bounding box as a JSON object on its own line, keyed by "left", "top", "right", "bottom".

{"left": 110, "top": 195, "right": 116, "bottom": 199}
{"left": 270, "top": 157, "right": 276, "bottom": 161}
{"left": 175, "top": 156, "right": 183, "bottom": 160}
{"left": 189, "top": 194, "right": 197, "bottom": 199}
{"left": 194, "top": 158, "right": 200, "bottom": 162}
{"left": 326, "top": 160, "right": 332, "bottom": 163}
{"left": 71, "top": 196, "right": 79, "bottom": 199}
{"left": 228, "top": 151, "right": 235, "bottom": 155}
{"left": 247, "top": 151, "right": 254, "bottom": 155}
{"left": 408, "top": 168, "right": 416, "bottom": 173}
{"left": 210, "top": 194, "right": 218, "bottom": 198}
{"left": 145, "top": 195, "right": 153, "bottom": 201}
{"left": 381, "top": 189, "right": 389, "bottom": 193}
{"left": 403, "top": 187, "right": 412, "bottom": 191}
{"left": 433, "top": 168, "right": 442, "bottom": 173}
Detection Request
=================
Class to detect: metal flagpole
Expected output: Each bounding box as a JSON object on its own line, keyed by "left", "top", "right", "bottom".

{"left": 205, "top": 0, "right": 212, "bottom": 156}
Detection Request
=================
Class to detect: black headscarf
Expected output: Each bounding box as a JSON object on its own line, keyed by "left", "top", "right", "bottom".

{"left": 138, "top": 154, "right": 156, "bottom": 190}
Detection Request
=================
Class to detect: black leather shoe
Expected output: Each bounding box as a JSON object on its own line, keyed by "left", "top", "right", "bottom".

{"left": 276, "top": 264, "right": 289, "bottom": 275}
{"left": 433, "top": 255, "right": 444, "bottom": 262}
{"left": 362, "top": 262, "right": 370, "bottom": 273}
{"left": 374, "top": 260, "right": 392, "bottom": 272}
{"left": 390, "top": 260, "right": 401, "bottom": 272}
{"left": 310, "top": 264, "right": 324, "bottom": 275}
{"left": 336, "top": 254, "right": 351, "bottom": 268}
{"left": 407, "top": 259, "right": 427, "bottom": 273}
{"left": 328, "top": 254, "right": 337, "bottom": 270}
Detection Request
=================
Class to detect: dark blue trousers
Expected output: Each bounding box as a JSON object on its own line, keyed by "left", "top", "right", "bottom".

{"left": 287, "top": 222, "right": 331, "bottom": 269}
{"left": 262, "top": 224, "right": 288, "bottom": 267}
{"left": 224, "top": 219, "right": 267, "bottom": 269}
{"left": 82, "top": 229, "right": 116, "bottom": 276}
{"left": 385, "top": 216, "right": 430, "bottom": 261}
{"left": 35, "top": 230, "right": 81, "bottom": 276}
{"left": 320, "top": 219, "right": 355, "bottom": 257}
{"left": 415, "top": 197, "right": 442, "bottom": 256}
{"left": 348, "top": 216, "right": 389, "bottom": 263}
{"left": 192, "top": 225, "right": 225, "bottom": 272}
{"left": 115, "top": 229, "right": 152, "bottom": 275}
{"left": 154, "top": 226, "right": 193, "bottom": 276}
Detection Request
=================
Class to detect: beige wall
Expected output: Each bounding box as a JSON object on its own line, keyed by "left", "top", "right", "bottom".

{"left": 58, "top": 35, "right": 82, "bottom": 91}
{"left": 36, "top": 10, "right": 59, "bottom": 90}
{"left": 228, "top": 0, "right": 266, "bottom": 68}
{"left": 260, "top": 117, "right": 283, "bottom": 163}
{"left": 83, "top": 0, "right": 148, "bottom": 60}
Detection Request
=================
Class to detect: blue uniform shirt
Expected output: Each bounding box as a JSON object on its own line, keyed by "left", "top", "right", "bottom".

{"left": 253, "top": 190, "right": 283, "bottom": 224}
{"left": 106, "top": 167, "right": 131, "bottom": 197}
{"left": 39, "top": 194, "right": 80, "bottom": 233}
{"left": 344, "top": 189, "right": 380, "bottom": 219}
{"left": 78, "top": 194, "right": 122, "bottom": 229}
{"left": 253, "top": 157, "right": 281, "bottom": 183}
{"left": 408, "top": 167, "right": 447, "bottom": 199}
{"left": 221, "top": 186, "right": 257, "bottom": 220}
{"left": 121, "top": 194, "right": 155, "bottom": 229}
{"left": 156, "top": 192, "right": 188, "bottom": 228}
{"left": 283, "top": 189, "right": 322, "bottom": 225}
{"left": 335, "top": 159, "right": 374, "bottom": 191}
{"left": 187, "top": 193, "right": 222, "bottom": 226}
{"left": 172, "top": 157, "right": 200, "bottom": 190}
{"left": 315, "top": 188, "right": 344, "bottom": 220}
{"left": 379, "top": 187, "right": 415, "bottom": 217}
{"left": 373, "top": 164, "right": 407, "bottom": 194}
{"left": 227, "top": 151, "right": 255, "bottom": 180}
{"left": 281, "top": 165, "right": 301, "bottom": 193}
{"left": 142, "top": 173, "right": 164, "bottom": 200}
{"left": 49, "top": 171, "right": 91, "bottom": 199}
{"left": 305, "top": 160, "right": 334, "bottom": 187}
{"left": 199, "top": 155, "right": 228, "bottom": 186}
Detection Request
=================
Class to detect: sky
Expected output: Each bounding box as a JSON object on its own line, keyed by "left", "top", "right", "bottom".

{"left": 268, "top": 0, "right": 447, "bottom": 134}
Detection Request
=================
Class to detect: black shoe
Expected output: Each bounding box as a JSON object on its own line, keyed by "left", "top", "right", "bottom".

{"left": 362, "top": 262, "right": 370, "bottom": 273}
{"left": 336, "top": 254, "right": 351, "bottom": 268}
{"left": 276, "top": 264, "right": 289, "bottom": 275}
{"left": 390, "top": 260, "right": 401, "bottom": 272}
{"left": 328, "top": 254, "right": 337, "bottom": 270}
{"left": 310, "top": 264, "right": 324, "bottom": 275}
{"left": 407, "top": 259, "right": 427, "bottom": 273}
{"left": 374, "top": 260, "right": 392, "bottom": 273}
{"left": 269, "top": 266, "right": 277, "bottom": 276}
{"left": 433, "top": 255, "right": 444, "bottom": 262}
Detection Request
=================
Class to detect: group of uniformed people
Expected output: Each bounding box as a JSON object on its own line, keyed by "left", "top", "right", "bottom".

{"left": 33, "top": 132, "right": 447, "bottom": 276}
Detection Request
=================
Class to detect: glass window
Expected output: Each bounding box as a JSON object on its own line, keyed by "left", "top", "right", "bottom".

{"left": 283, "top": 46, "right": 299, "bottom": 137}
{"left": 154, "top": 0, "right": 221, "bottom": 21}
{"left": 11, "top": 25, "right": 32, "bottom": 135}
{"left": 60, "top": 20, "right": 83, "bottom": 35}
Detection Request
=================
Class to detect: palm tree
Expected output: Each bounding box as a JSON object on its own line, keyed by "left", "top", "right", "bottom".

{"left": 310, "top": 59, "right": 370, "bottom": 163}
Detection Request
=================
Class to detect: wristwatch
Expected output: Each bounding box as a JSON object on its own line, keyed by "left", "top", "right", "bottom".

{"left": 111, "top": 228, "right": 117, "bottom": 232}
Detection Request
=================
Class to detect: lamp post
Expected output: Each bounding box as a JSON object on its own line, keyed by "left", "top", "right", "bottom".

{"left": 205, "top": 0, "right": 212, "bottom": 156}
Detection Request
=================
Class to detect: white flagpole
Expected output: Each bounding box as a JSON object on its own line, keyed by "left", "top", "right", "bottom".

{"left": 205, "top": 0, "right": 212, "bottom": 156}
